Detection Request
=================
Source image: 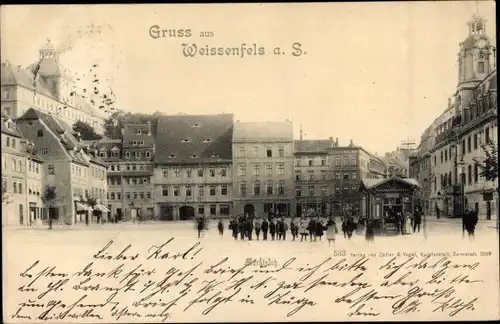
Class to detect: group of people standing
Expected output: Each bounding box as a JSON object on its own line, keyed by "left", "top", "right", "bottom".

{"left": 386, "top": 206, "right": 423, "bottom": 235}
{"left": 221, "top": 214, "right": 360, "bottom": 245}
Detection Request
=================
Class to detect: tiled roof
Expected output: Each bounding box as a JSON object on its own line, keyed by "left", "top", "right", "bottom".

{"left": 294, "top": 139, "right": 334, "bottom": 153}
{"left": 122, "top": 124, "right": 155, "bottom": 148}
{"left": 1, "top": 118, "right": 24, "bottom": 138}
{"left": 155, "top": 114, "right": 234, "bottom": 163}
{"left": 28, "top": 59, "right": 62, "bottom": 77}
{"left": 1, "top": 62, "right": 54, "bottom": 97}
{"left": 361, "top": 176, "right": 421, "bottom": 189}
{"left": 233, "top": 121, "right": 293, "bottom": 141}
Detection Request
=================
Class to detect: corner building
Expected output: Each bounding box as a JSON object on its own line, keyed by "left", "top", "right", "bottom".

{"left": 232, "top": 121, "right": 295, "bottom": 217}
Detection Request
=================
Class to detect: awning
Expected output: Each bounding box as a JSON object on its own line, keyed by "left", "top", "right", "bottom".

{"left": 75, "top": 202, "right": 88, "bottom": 212}
{"left": 94, "top": 204, "right": 110, "bottom": 213}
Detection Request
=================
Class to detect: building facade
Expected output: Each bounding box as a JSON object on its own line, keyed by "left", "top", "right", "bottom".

{"left": 294, "top": 138, "right": 336, "bottom": 217}
{"left": 154, "top": 114, "right": 233, "bottom": 220}
{"left": 232, "top": 121, "right": 295, "bottom": 217}
{"left": 421, "top": 13, "right": 497, "bottom": 219}
{"left": 1, "top": 39, "right": 109, "bottom": 133}
{"left": 16, "top": 108, "right": 108, "bottom": 225}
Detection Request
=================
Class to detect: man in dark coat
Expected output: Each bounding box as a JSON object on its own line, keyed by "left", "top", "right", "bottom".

{"left": 269, "top": 219, "right": 276, "bottom": 240}
{"left": 239, "top": 216, "right": 246, "bottom": 240}
{"left": 464, "top": 207, "right": 478, "bottom": 237}
{"left": 247, "top": 217, "right": 254, "bottom": 240}
{"left": 230, "top": 217, "right": 239, "bottom": 239}
{"left": 413, "top": 207, "right": 422, "bottom": 233}
{"left": 261, "top": 218, "right": 269, "bottom": 240}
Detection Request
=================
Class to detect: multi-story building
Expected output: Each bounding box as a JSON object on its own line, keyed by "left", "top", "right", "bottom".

{"left": 16, "top": 108, "right": 108, "bottom": 225}
{"left": 153, "top": 114, "right": 233, "bottom": 220}
{"left": 232, "top": 121, "right": 295, "bottom": 217}
{"left": 422, "top": 13, "right": 497, "bottom": 219}
{"left": 0, "top": 39, "right": 109, "bottom": 133}
{"left": 409, "top": 125, "right": 433, "bottom": 214}
{"left": 25, "top": 141, "right": 45, "bottom": 225}
{"left": 294, "top": 138, "right": 336, "bottom": 217}
{"left": 2, "top": 112, "right": 30, "bottom": 225}
{"left": 367, "top": 153, "right": 387, "bottom": 179}
{"left": 120, "top": 123, "right": 156, "bottom": 221}
{"left": 328, "top": 140, "right": 365, "bottom": 216}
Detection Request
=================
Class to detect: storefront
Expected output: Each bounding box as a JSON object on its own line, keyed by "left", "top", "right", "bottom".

{"left": 360, "top": 176, "right": 421, "bottom": 220}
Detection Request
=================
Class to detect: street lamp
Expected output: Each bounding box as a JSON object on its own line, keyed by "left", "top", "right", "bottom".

{"left": 457, "top": 158, "right": 466, "bottom": 229}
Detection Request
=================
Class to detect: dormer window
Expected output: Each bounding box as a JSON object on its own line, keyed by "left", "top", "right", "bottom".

{"left": 211, "top": 154, "right": 220, "bottom": 158}
{"left": 203, "top": 139, "right": 212, "bottom": 143}
{"left": 132, "top": 141, "right": 137, "bottom": 145}
{"left": 136, "top": 130, "right": 142, "bottom": 135}
{"left": 192, "top": 123, "right": 200, "bottom": 128}
{"left": 191, "top": 154, "right": 198, "bottom": 158}
{"left": 168, "top": 154, "right": 176, "bottom": 158}
{"left": 140, "top": 140, "right": 144, "bottom": 145}
{"left": 181, "top": 139, "right": 190, "bottom": 143}
{"left": 37, "top": 129, "right": 44, "bottom": 137}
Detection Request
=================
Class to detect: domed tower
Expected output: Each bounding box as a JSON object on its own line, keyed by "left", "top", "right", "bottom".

{"left": 455, "top": 14, "right": 495, "bottom": 115}
{"left": 30, "top": 38, "right": 76, "bottom": 103}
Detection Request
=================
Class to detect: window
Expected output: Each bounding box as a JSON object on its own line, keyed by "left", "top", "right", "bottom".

{"left": 467, "top": 136, "right": 471, "bottom": 153}
{"left": 239, "top": 148, "right": 246, "bottom": 158}
{"left": 117, "top": 193, "right": 122, "bottom": 200}
{"left": 308, "top": 170, "right": 314, "bottom": 180}
{"left": 265, "top": 164, "right": 272, "bottom": 176}
{"left": 266, "top": 148, "right": 272, "bottom": 158}
{"left": 320, "top": 170, "right": 327, "bottom": 180}
{"left": 266, "top": 181, "right": 273, "bottom": 195}
{"left": 220, "top": 205, "right": 230, "bottom": 215}
{"left": 125, "top": 192, "right": 131, "bottom": 200}
{"left": 110, "top": 192, "right": 116, "bottom": 200}
{"left": 162, "top": 168, "right": 168, "bottom": 178}
{"left": 198, "top": 168, "right": 204, "bottom": 177}
{"left": 461, "top": 139, "right": 466, "bottom": 155}
{"left": 253, "top": 165, "right": 260, "bottom": 176}
{"left": 278, "top": 147, "right": 284, "bottom": 157}
{"left": 220, "top": 167, "right": 227, "bottom": 177}
{"left": 174, "top": 168, "right": 180, "bottom": 177}
{"left": 198, "top": 186, "right": 205, "bottom": 197}
{"left": 321, "top": 159, "right": 326, "bottom": 166}
{"left": 186, "top": 185, "right": 192, "bottom": 197}
{"left": 239, "top": 164, "right": 246, "bottom": 176}
{"left": 444, "top": 150, "right": 448, "bottom": 162}
{"left": 335, "top": 157, "right": 341, "bottom": 167}
{"left": 343, "top": 157, "right": 348, "bottom": 166}
{"left": 13, "top": 181, "right": 17, "bottom": 193}
{"left": 185, "top": 168, "right": 191, "bottom": 177}
{"left": 146, "top": 152, "right": 151, "bottom": 158}
{"left": 125, "top": 152, "right": 130, "bottom": 159}
{"left": 343, "top": 173, "right": 349, "bottom": 180}
{"left": 209, "top": 185, "right": 216, "bottom": 196}
{"left": 140, "top": 192, "right": 145, "bottom": 200}
{"left": 485, "top": 127, "right": 490, "bottom": 143}
{"left": 240, "top": 182, "right": 247, "bottom": 196}
{"left": 18, "top": 183, "right": 22, "bottom": 194}
{"left": 473, "top": 133, "right": 478, "bottom": 150}
{"left": 40, "top": 148, "right": 48, "bottom": 154}
{"left": 6, "top": 137, "right": 10, "bottom": 147}
{"left": 321, "top": 186, "right": 327, "bottom": 196}
{"left": 478, "top": 62, "right": 485, "bottom": 73}
{"left": 37, "top": 130, "right": 43, "bottom": 137}
{"left": 48, "top": 164, "right": 55, "bottom": 175}
{"left": 308, "top": 159, "right": 313, "bottom": 166}
{"left": 253, "top": 147, "right": 259, "bottom": 157}
{"left": 18, "top": 160, "right": 22, "bottom": 172}
{"left": 295, "top": 171, "right": 301, "bottom": 181}
{"left": 350, "top": 157, "right": 357, "bottom": 166}
{"left": 3, "top": 89, "right": 9, "bottom": 99}
{"left": 296, "top": 187, "right": 302, "bottom": 197}
{"left": 12, "top": 138, "right": 16, "bottom": 149}
{"left": 474, "top": 163, "right": 479, "bottom": 183}
{"left": 335, "top": 172, "right": 340, "bottom": 179}
{"left": 278, "top": 182, "right": 285, "bottom": 195}
{"left": 277, "top": 163, "right": 285, "bottom": 175}
{"left": 162, "top": 185, "right": 169, "bottom": 196}
{"left": 253, "top": 181, "right": 260, "bottom": 195}
{"left": 295, "top": 160, "right": 300, "bottom": 167}
{"left": 173, "top": 186, "right": 180, "bottom": 196}
{"left": 221, "top": 185, "right": 228, "bottom": 196}
{"left": 308, "top": 186, "right": 314, "bottom": 196}
{"left": 209, "top": 168, "right": 215, "bottom": 177}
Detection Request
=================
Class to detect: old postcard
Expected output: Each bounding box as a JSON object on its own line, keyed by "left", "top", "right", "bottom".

{"left": 1, "top": 2, "right": 499, "bottom": 322}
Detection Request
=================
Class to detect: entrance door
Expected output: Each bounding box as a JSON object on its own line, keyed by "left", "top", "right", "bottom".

{"left": 131, "top": 208, "right": 137, "bottom": 222}
{"left": 243, "top": 204, "right": 255, "bottom": 217}
{"left": 160, "top": 205, "right": 174, "bottom": 221}
{"left": 179, "top": 206, "right": 195, "bottom": 220}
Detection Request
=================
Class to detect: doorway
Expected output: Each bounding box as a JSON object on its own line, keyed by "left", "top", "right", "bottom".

{"left": 243, "top": 204, "right": 255, "bottom": 217}
{"left": 179, "top": 206, "right": 195, "bottom": 220}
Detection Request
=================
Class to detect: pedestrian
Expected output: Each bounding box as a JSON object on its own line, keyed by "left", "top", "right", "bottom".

{"left": 464, "top": 207, "right": 478, "bottom": 237}
{"left": 230, "top": 217, "right": 239, "bottom": 240}
{"left": 217, "top": 218, "right": 224, "bottom": 237}
{"left": 261, "top": 218, "right": 269, "bottom": 240}
{"left": 290, "top": 217, "right": 298, "bottom": 241}
{"left": 346, "top": 217, "right": 356, "bottom": 239}
{"left": 365, "top": 219, "right": 375, "bottom": 242}
{"left": 276, "top": 218, "right": 283, "bottom": 240}
{"left": 308, "top": 218, "right": 316, "bottom": 241}
{"left": 282, "top": 217, "right": 288, "bottom": 240}
{"left": 239, "top": 216, "right": 246, "bottom": 240}
{"left": 404, "top": 212, "right": 413, "bottom": 235}
{"left": 269, "top": 219, "right": 276, "bottom": 240}
{"left": 341, "top": 218, "right": 348, "bottom": 238}
{"left": 254, "top": 217, "right": 261, "bottom": 240}
{"left": 413, "top": 208, "right": 422, "bottom": 233}
{"left": 315, "top": 217, "right": 324, "bottom": 241}
{"left": 247, "top": 217, "right": 254, "bottom": 240}
{"left": 299, "top": 216, "right": 309, "bottom": 242}
{"left": 326, "top": 217, "right": 337, "bottom": 246}
{"left": 197, "top": 216, "right": 205, "bottom": 238}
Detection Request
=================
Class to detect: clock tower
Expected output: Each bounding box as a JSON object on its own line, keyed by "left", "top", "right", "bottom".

{"left": 455, "top": 13, "right": 495, "bottom": 115}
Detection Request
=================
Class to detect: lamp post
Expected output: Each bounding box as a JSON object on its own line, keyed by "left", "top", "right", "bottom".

{"left": 457, "top": 158, "right": 466, "bottom": 230}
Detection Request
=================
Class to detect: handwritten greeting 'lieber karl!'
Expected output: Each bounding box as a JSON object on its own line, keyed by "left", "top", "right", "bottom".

{"left": 11, "top": 238, "right": 484, "bottom": 322}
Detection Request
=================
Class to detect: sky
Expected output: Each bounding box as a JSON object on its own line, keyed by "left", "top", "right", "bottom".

{"left": 1, "top": 2, "right": 496, "bottom": 155}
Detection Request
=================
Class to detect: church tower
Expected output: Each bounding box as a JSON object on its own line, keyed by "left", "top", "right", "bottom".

{"left": 455, "top": 13, "right": 495, "bottom": 114}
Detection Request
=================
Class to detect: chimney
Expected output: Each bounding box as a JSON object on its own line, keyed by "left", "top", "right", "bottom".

{"left": 350, "top": 139, "right": 353, "bottom": 146}
{"left": 335, "top": 138, "right": 339, "bottom": 146}
{"left": 147, "top": 120, "right": 152, "bottom": 135}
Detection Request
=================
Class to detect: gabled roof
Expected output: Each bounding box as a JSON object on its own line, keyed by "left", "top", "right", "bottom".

{"left": 1, "top": 62, "right": 54, "bottom": 97}
{"left": 1, "top": 118, "right": 24, "bottom": 138}
{"left": 155, "top": 114, "right": 233, "bottom": 163}
{"left": 294, "top": 139, "right": 334, "bottom": 153}
{"left": 360, "top": 176, "right": 421, "bottom": 190}
{"left": 233, "top": 121, "right": 293, "bottom": 141}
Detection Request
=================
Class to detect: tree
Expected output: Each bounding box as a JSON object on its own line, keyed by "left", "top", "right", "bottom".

{"left": 42, "top": 186, "right": 59, "bottom": 230}
{"left": 73, "top": 120, "right": 103, "bottom": 140}
{"left": 473, "top": 140, "right": 498, "bottom": 182}
{"left": 80, "top": 194, "right": 98, "bottom": 225}
{"left": 104, "top": 111, "right": 163, "bottom": 139}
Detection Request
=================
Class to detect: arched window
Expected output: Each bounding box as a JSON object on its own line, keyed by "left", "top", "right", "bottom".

{"left": 467, "top": 165, "right": 472, "bottom": 184}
